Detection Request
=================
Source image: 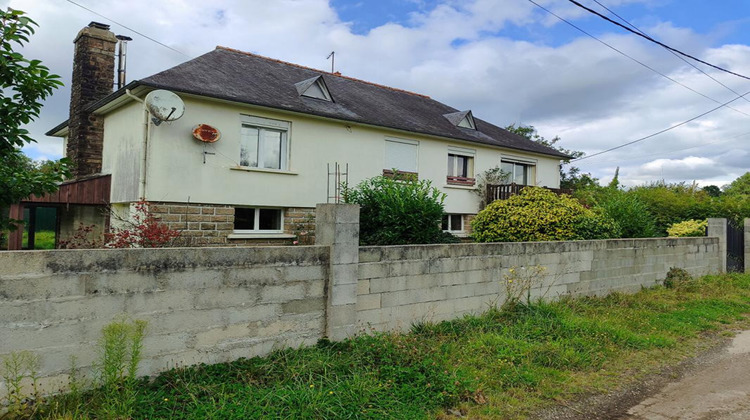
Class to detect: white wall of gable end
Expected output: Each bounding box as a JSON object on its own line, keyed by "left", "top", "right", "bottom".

{"left": 101, "top": 100, "right": 144, "bottom": 203}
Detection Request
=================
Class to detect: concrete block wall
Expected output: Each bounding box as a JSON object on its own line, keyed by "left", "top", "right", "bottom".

{"left": 0, "top": 209, "right": 724, "bottom": 400}
{"left": 0, "top": 246, "right": 329, "bottom": 398}
{"left": 357, "top": 237, "right": 720, "bottom": 332}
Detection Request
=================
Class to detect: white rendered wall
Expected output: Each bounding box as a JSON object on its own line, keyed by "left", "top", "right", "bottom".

{"left": 101, "top": 101, "right": 145, "bottom": 203}
{"left": 104, "top": 96, "right": 561, "bottom": 213}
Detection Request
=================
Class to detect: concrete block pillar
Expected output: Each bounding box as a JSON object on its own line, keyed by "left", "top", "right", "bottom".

{"left": 707, "top": 218, "right": 727, "bottom": 273}
{"left": 315, "top": 203, "right": 359, "bottom": 341}
{"left": 745, "top": 218, "right": 750, "bottom": 274}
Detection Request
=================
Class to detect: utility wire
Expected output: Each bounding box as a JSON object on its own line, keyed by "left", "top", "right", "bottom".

{"left": 528, "top": 0, "right": 750, "bottom": 160}
{"left": 590, "top": 0, "right": 750, "bottom": 104}
{"left": 591, "top": 130, "right": 750, "bottom": 163}
{"left": 65, "top": 0, "right": 191, "bottom": 58}
{"left": 573, "top": 89, "right": 750, "bottom": 162}
{"left": 526, "top": 0, "right": 750, "bottom": 118}
{"left": 568, "top": 0, "right": 750, "bottom": 81}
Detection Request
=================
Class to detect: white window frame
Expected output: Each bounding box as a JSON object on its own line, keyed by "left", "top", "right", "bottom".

{"left": 447, "top": 146, "right": 476, "bottom": 185}
{"left": 501, "top": 156, "right": 537, "bottom": 186}
{"left": 302, "top": 78, "right": 332, "bottom": 101}
{"left": 233, "top": 207, "right": 284, "bottom": 234}
{"left": 239, "top": 115, "right": 291, "bottom": 171}
{"left": 442, "top": 214, "right": 464, "bottom": 232}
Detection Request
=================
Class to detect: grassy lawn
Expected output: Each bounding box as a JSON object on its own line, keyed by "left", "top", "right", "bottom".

{"left": 22, "top": 273, "right": 750, "bottom": 419}
{"left": 21, "top": 230, "right": 56, "bottom": 250}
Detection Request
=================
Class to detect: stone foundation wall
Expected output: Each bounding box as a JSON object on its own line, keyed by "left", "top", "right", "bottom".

{"left": 148, "top": 202, "right": 316, "bottom": 246}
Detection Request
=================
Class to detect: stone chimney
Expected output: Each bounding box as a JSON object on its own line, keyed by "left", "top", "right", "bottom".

{"left": 67, "top": 22, "right": 117, "bottom": 178}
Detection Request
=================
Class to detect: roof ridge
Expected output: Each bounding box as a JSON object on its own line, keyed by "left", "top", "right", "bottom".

{"left": 215, "top": 46, "right": 430, "bottom": 99}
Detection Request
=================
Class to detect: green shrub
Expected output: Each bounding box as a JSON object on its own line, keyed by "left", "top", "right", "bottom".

{"left": 471, "top": 187, "right": 620, "bottom": 243}
{"left": 594, "top": 190, "right": 658, "bottom": 238}
{"left": 629, "top": 183, "right": 712, "bottom": 234}
{"left": 342, "top": 174, "right": 458, "bottom": 245}
{"left": 666, "top": 219, "right": 707, "bottom": 237}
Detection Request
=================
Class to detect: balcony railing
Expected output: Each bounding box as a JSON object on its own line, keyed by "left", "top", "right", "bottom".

{"left": 486, "top": 183, "right": 573, "bottom": 204}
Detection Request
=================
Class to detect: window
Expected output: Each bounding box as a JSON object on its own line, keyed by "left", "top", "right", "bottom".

{"left": 240, "top": 115, "right": 290, "bottom": 170}
{"left": 295, "top": 75, "right": 333, "bottom": 101}
{"left": 501, "top": 161, "right": 535, "bottom": 185}
{"left": 443, "top": 110, "right": 476, "bottom": 130}
{"left": 442, "top": 214, "right": 464, "bottom": 232}
{"left": 384, "top": 138, "right": 418, "bottom": 178}
{"left": 447, "top": 152, "right": 475, "bottom": 186}
{"left": 234, "top": 207, "right": 283, "bottom": 233}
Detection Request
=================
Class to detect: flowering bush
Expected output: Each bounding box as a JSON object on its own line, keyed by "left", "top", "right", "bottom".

{"left": 58, "top": 223, "right": 103, "bottom": 249}
{"left": 666, "top": 219, "right": 707, "bottom": 237}
{"left": 471, "top": 187, "right": 620, "bottom": 242}
{"left": 105, "top": 201, "right": 180, "bottom": 248}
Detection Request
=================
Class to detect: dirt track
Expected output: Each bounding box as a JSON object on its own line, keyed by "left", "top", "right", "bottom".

{"left": 622, "top": 330, "right": 750, "bottom": 420}
{"left": 533, "top": 330, "right": 750, "bottom": 420}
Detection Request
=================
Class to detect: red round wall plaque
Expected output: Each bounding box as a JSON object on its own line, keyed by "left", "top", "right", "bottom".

{"left": 192, "top": 124, "right": 221, "bottom": 143}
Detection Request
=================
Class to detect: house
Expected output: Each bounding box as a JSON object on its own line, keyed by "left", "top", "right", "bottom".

{"left": 8, "top": 22, "right": 569, "bottom": 249}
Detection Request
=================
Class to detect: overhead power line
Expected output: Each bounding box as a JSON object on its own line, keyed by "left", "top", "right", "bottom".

{"left": 590, "top": 0, "right": 750, "bottom": 103}
{"left": 525, "top": 0, "right": 750, "bottom": 118}
{"left": 65, "top": 0, "right": 190, "bottom": 58}
{"left": 568, "top": 0, "right": 750, "bottom": 82}
{"left": 591, "top": 130, "right": 750, "bottom": 163}
{"left": 573, "top": 89, "right": 750, "bottom": 162}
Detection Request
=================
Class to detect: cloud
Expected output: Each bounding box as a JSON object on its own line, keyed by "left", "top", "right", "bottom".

{"left": 10, "top": 0, "right": 750, "bottom": 189}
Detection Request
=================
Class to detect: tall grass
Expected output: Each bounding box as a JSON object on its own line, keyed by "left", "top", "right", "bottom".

{"left": 20, "top": 274, "right": 750, "bottom": 419}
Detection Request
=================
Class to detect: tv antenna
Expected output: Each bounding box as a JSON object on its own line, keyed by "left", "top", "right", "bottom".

{"left": 326, "top": 51, "right": 335, "bottom": 73}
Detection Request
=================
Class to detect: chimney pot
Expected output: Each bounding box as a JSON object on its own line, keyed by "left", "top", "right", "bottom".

{"left": 88, "top": 21, "right": 110, "bottom": 30}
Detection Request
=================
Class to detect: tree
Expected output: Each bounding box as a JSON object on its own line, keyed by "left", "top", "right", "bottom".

{"left": 701, "top": 185, "right": 722, "bottom": 197}
{"left": 504, "top": 124, "right": 594, "bottom": 190}
{"left": 0, "top": 8, "right": 69, "bottom": 232}
{"left": 723, "top": 172, "right": 750, "bottom": 196}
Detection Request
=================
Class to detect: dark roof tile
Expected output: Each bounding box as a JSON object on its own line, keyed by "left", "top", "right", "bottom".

{"left": 62, "top": 47, "right": 571, "bottom": 159}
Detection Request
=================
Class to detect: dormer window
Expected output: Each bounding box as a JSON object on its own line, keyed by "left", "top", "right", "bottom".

{"left": 295, "top": 75, "right": 333, "bottom": 102}
{"left": 443, "top": 110, "right": 476, "bottom": 130}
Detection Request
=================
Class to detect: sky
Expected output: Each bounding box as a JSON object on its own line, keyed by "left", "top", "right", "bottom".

{"left": 8, "top": 0, "right": 750, "bottom": 187}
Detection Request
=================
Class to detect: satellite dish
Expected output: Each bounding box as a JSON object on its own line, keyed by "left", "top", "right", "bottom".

{"left": 192, "top": 124, "right": 221, "bottom": 143}
{"left": 144, "top": 90, "right": 185, "bottom": 126}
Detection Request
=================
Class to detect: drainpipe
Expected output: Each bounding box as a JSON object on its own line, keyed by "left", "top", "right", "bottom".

{"left": 125, "top": 89, "right": 150, "bottom": 199}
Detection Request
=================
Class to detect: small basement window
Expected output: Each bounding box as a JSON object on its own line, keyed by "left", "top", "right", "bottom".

{"left": 442, "top": 214, "right": 464, "bottom": 232}
{"left": 234, "top": 207, "right": 283, "bottom": 233}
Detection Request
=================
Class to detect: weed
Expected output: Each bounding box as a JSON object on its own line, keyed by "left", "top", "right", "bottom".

{"left": 664, "top": 267, "right": 693, "bottom": 290}
{"left": 502, "top": 265, "right": 549, "bottom": 308}
{"left": 96, "top": 317, "right": 147, "bottom": 419}
{"left": 1, "top": 351, "right": 40, "bottom": 416}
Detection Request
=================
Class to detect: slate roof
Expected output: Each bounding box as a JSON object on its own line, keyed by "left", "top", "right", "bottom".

{"left": 60, "top": 47, "right": 570, "bottom": 159}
